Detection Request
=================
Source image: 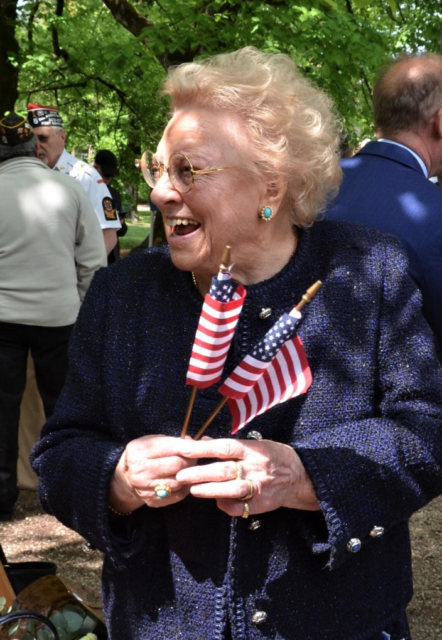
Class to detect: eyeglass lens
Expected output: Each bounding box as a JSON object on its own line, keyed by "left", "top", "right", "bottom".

{"left": 142, "top": 152, "right": 193, "bottom": 193}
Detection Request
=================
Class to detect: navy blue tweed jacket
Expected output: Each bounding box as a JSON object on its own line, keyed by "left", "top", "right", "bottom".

{"left": 32, "top": 221, "right": 442, "bottom": 640}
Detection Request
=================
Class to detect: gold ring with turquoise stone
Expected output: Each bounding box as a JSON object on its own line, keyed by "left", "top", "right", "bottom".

{"left": 154, "top": 480, "right": 171, "bottom": 499}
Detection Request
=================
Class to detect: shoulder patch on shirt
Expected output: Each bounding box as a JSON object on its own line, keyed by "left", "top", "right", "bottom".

{"left": 103, "top": 197, "right": 117, "bottom": 220}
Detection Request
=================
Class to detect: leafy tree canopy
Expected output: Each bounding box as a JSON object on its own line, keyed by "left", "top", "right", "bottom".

{"left": 0, "top": 0, "right": 441, "bottom": 194}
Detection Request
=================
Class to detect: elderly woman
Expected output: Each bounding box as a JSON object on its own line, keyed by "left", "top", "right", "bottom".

{"left": 32, "top": 48, "right": 442, "bottom": 640}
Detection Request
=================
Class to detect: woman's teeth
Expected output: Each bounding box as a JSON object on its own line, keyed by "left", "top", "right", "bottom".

{"left": 166, "top": 218, "right": 199, "bottom": 227}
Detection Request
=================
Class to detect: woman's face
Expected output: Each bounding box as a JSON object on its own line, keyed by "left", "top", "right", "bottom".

{"left": 151, "top": 108, "right": 267, "bottom": 279}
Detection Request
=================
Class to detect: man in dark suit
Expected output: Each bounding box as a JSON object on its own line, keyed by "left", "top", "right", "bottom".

{"left": 327, "top": 53, "right": 442, "bottom": 355}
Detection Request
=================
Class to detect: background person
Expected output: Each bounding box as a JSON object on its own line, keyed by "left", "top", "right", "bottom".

{"left": 327, "top": 53, "right": 442, "bottom": 359}
{"left": 27, "top": 104, "right": 121, "bottom": 256}
{"left": 32, "top": 49, "right": 442, "bottom": 640}
{"left": 0, "top": 111, "right": 106, "bottom": 520}
{"left": 94, "top": 149, "right": 128, "bottom": 264}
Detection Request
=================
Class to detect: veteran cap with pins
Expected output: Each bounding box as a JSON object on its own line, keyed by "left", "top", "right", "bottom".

{"left": 0, "top": 112, "right": 34, "bottom": 147}
{"left": 27, "top": 103, "right": 64, "bottom": 128}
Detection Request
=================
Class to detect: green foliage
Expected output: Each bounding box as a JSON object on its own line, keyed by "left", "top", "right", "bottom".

{"left": 1, "top": 0, "right": 441, "bottom": 175}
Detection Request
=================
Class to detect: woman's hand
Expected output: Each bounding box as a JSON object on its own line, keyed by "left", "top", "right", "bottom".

{"left": 109, "top": 435, "right": 197, "bottom": 513}
{"left": 175, "top": 438, "right": 320, "bottom": 517}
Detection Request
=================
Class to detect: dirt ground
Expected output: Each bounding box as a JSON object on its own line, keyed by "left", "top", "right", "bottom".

{"left": 1, "top": 490, "right": 441, "bottom": 639}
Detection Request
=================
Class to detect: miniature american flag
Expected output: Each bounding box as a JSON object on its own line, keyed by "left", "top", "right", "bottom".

{"left": 219, "top": 307, "right": 312, "bottom": 432}
{"left": 186, "top": 271, "right": 246, "bottom": 389}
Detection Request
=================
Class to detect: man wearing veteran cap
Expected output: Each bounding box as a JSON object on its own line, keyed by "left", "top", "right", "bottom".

{"left": 0, "top": 111, "right": 106, "bottom": 519}
{"left": 28, "top": 104, "right": 120, "bottom": 256}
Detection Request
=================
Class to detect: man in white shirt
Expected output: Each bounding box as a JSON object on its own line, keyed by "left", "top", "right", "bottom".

{"left": 0, "top": 111, "right": 106, "bottom": 519}
{"left": 27, "top": 104, "right": 120, "bottom": 256}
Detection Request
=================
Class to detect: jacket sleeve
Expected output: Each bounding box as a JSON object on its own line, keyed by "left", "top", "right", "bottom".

{"left": 75, "top": 190, "right": 107, "bottom": 301}
{"left": 31, "top": 267, "right": 155, "bottom": 570}
{"left": 294, "top": 238, "right": 442, "bottom": 570}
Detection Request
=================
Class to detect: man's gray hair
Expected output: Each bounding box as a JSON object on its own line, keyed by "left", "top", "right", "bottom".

{"left": 0, "top": 136, "right": 37, "bottom": 162}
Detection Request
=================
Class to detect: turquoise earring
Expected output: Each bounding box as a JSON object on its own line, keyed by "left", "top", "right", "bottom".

{"left": 260, "top": 206, "right": 273, "bottom": 222}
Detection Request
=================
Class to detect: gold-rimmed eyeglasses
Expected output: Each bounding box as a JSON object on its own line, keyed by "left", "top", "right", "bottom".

{"left": 140, "top": 151, "right": 232, "bottom": 194}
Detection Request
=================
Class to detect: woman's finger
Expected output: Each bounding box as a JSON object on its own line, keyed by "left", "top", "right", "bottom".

{"left": 216, "top": 497, "right": 251, "bottom": 518}
{"left": 133, "top": 476, "right": 184, "bottom": 496}
{"left": 145, "top": 485, "right": 192, "bottom": 509}
{"left": 177, "top": 438, "right": 246, "bottom": 461}
{"left": 126, "top": 435, "right": 199, "bottom": 461}
{"left": 176, "top": 460, "right": 240, "bottom": 484}
{"left": 129, "top": 455, "right": 195, "bottom": 481}
{"left": 190, "top": 479, "right": 254, "bottom": 500}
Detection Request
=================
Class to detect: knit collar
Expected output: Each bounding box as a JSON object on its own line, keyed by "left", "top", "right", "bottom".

{"left": 182, "top": 226, "right": 312, "bottom": 304}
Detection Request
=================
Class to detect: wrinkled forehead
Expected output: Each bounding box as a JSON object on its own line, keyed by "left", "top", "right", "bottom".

{"left": 155, "top": 108, "right": 250, "bottom": 162}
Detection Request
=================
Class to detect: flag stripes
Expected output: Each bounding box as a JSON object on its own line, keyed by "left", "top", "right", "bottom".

{"left": 219, "top": 308, "right": 302, "bottom": 399}
{"left": 227, "top": 335, "right": 312, "bottom": 432}
{"left": 186, "top": 271, "right": 246, "bottom": 389}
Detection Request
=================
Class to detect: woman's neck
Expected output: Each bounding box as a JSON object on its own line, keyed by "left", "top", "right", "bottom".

{"left": 193, "top": 227, "right": 298, "bottom": 296}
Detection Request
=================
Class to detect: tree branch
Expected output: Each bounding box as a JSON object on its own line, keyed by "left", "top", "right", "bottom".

{"left": 361, "top": 69, "right": 372, "bottom": 101}
{"left": 101, "top": 0, "right": 153, "bottom": 40}
{"left": 52, "top": 0, "right": 69, "bottom": 60}
{"left": 27, "top": 81, "right": 88, "bottom": 96}
{"left": 385, "top": 4, "right": 402, "bottom": 25}
{"left": 27, "top": 1, "right": 40, "bottom": 46}
{"left": 89, "top": 75, "right": 144, "bottom": 121}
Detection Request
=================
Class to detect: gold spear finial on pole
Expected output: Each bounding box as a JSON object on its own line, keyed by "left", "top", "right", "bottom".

{"left": 219, "top": 246, "right": 231, "bottom": 273}
{"left": 295, "top": 280, "right": 322, "bottom": 311}
{"left": 193, "top": 279, "right": 323, "bottom": 440}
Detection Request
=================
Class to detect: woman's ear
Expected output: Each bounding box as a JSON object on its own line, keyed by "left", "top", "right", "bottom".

{"left": 263, "top": 174, "right": 288, "bottom": 217}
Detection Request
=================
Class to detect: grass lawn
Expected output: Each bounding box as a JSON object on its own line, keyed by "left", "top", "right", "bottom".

{"left": 119, "top": 206, "right": 153, "bottom": 254}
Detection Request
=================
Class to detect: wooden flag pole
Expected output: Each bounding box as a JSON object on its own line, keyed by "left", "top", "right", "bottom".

{"left": 180, "top": 246, "right": 232, "bottom": 439}
{"left": 194, "top": 397, "right": 229, "bottom": 441}
{"left": 192, "top": 280, "right": 323, "bottom": 440}
{"left": 181, "top": 387, "right": 197, "bottom": 438}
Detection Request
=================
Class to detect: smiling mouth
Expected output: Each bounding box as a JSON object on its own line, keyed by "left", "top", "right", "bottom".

{"left": 166, "top": 218, "right": 201, "bottom": 236}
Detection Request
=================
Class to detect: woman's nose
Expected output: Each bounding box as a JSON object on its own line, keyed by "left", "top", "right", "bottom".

{"left": 150, "top": 172, "right": 181, "bottom": 207}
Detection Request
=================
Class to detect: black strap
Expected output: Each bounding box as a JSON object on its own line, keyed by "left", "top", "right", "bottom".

{"left": 0, "top": 610, "right": 60, "bottom": 639}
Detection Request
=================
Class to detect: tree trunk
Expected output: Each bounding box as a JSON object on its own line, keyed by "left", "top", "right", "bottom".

{"left": 124, "top": 183, "right": 139, "bottom": 222}
{"left": 0, "top": 2, "right": 19, "bottom": 114}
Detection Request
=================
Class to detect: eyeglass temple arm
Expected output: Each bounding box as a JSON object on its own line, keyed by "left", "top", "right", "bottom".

{"left": 193, "top": 167, "right": 231, "bottom": 176}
